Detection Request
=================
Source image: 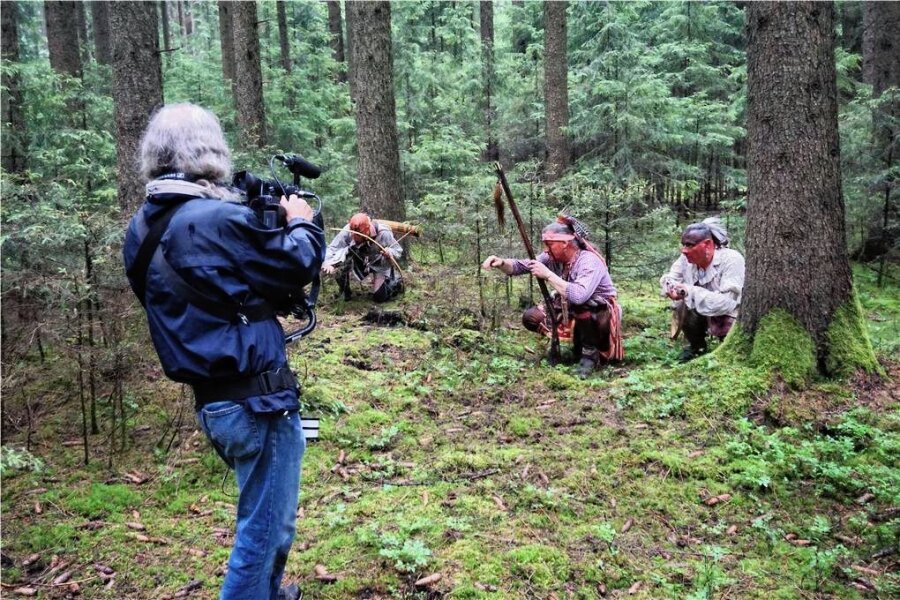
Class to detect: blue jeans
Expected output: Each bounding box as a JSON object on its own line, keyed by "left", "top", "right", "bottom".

{"left": 197, "top": 402, "right": 305, "bottom": 600}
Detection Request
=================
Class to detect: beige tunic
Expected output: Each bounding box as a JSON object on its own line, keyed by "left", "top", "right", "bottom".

{"left": 660, "top": 247, "right": 745, "bottom": 318}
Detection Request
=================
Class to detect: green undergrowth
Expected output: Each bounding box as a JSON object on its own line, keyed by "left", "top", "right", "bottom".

{"left": 1, "top": 264, "right": 897, "bottom": 598}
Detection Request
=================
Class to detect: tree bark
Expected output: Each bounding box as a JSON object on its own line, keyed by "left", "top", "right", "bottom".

{"left": 744, "top": 1, "right": 875, "bottom": 375}
{"left": 861, "top": 1, "right": 899, "bottom": 92}
{"left": 45, "top": 1, "right": 82, "bottom": 77}
{"left": 345, "top": 0, "right": 358, "bottom": 101}
{"left": 326, "top": 0, "right": 345, "bottom": 82}
{"left": 345, "top": 0, "right": 405, "bottom": 223}
{"left": 159, "top": 1, "right": 171, "bottom": 55}
{"left": 2, "top": 0, "right": 27, "bottom": 173}
{"left": 232, "top": 1, "right": 267, "bottom": 148}
{"left": 218, "top": 1, "right": 235, "bottom": 82}
{"left": 76, "top": 0, "right": 89, "bottom": 65}
{"left": 543, "top": 0, "right": 569, "bottom": 183}
{"left": 90, "top": 1, "right": 111, "bottom": 65}
{"left": 109, "top": 1, "right": 163, "bottom": 213}
{"left": 480, "top": 1, "right": 498, "bottom": 162}
{"left": 861, "top": 1, "right": 899, "bottom": 276}
{"left": 276, "top": 0, "right": 291, "bottom": 72}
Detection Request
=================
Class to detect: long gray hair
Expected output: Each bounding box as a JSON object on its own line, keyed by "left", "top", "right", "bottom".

{"left": 139, "top": 103, "right": 232, "bottom": 185}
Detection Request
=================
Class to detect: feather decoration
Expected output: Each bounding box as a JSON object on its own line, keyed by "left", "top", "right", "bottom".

{"left": 493, "top": 181, "right": 505, "bottom": 230}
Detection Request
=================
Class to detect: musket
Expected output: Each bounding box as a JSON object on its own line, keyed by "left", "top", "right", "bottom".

{"left": 493, "top": 162, "right": 561, "bottom": 364}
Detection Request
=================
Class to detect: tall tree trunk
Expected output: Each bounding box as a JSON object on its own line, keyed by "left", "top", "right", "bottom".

{"left": 743, "top": 1, "right": 876, "bottom": 378}
{"left": 276, "top": 0, "right": 291, "bottom": 72}
{"left": 326, "top": 0, "right": 345, "bottom": 82}
{"left": 109, "top": 1, "right": 163, "bottom": 213}
{"left": 45, "top": 1, "right": 82, "bottom": 77}
{"left": 159, "top": 1, "right": 171, "bottom": 56}
{"left": 344, "top": 0, "right": 358, "bottom": 102}
{"left": 90, "top": 1, "right": 111, "bottom": 66}
{"left": 543, "top": 0, "right": 569, "bottom": 183}
{"left": 218, "top": 1, "right": 235, "bottom": 82}
{"left": 176, "top": 0, "right": 185, "bottom": 38}
{"left": 345, "top": 0, "right": 404, "bottom": 223}
{"left": 75, "top": 0, "right": 89, "bottom": 65}
{"left": 480, "top": 0, "right": 498, "bottom": 162}
{"left": 861, "top": 1, "right": 899, "bottom": 283}
{"left": 232, "top": 1, "right": 267, "bottom": 147}
{"left": 2, "top": 1, "right": 27, "bottom": 173}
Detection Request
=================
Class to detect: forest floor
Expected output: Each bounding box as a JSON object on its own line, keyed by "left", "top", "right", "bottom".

{"left": 1, "top": 260, "right": 898, "bottom": 599}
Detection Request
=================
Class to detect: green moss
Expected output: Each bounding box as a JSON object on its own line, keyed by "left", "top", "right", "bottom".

{"left": 507, "top": 416, "right": 540, "bottom": 437}
{"left": 825, "top": 292, "right": 881, "bottom": 376}
{"left": 712, "top": 323, "right": 752, "bottom": 362}
{"left": 749, "top": 310, "right": 816, "bottom": 387}
{"left": 505, "top": 543, "right": 570, "bottom": 590}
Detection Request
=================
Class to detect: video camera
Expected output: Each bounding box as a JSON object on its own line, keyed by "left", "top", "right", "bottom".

{"left": 233, "top": 153, "right": 325, "bottom": 344}
{"left": 233, "top": 154, "right": 323, "bottom": 230}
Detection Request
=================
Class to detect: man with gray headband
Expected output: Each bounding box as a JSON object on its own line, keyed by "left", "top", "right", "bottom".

{"left": 659, "top": 217, "right": 745, "bottom": 361}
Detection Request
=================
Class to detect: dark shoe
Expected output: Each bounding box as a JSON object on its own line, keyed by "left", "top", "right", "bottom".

{"left": 277, "top": 583, "right": 302, "bottom": 600}
{"left": 678, "top": 346, "right": 707, "bottom": 363}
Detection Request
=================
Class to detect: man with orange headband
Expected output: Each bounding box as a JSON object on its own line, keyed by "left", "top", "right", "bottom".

{"left": 322, "top": 212, "right": 403, "bottom": 302}
{"left": 482, "top": 216, "right": 624, "bottom": 377}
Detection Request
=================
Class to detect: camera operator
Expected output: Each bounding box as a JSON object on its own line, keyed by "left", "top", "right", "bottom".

{"left": 123, "top": 103, "right": 324, "bottom": 600}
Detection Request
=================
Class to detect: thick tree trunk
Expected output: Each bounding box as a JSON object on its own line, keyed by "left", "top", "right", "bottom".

{"left": 45, "top": 1, "right": 82, "bottom": 77}
{"left": 326, "top": 0, "right": 345, "bottom": 82}
{"left": 232, "top": 1, "right": 267, "bottom": 148}
{"left": 90, "top": 1, "right": 111, "bottom": 66}
{"left": 480, "top": 0, "right": 498, "bottom": 162}
{"left": 109, "top": 2, "right": 163, "bottom": 213}
{"left": 2, "top": 1, "right": 27, "bottom": 173}
{"left": 276, "top": 0, "right": 290, "bottom": 73}
{"left": 218, "top": 1, "right": 235, "bottom": 82}
{"left": 743, "top": 1, "right": 876, "bottom": 377}
{"left": 543, "top": 0, "right": 569, "bottom": 183}
{"left": 345, "top": 0, "right": 404, "bottom": 223}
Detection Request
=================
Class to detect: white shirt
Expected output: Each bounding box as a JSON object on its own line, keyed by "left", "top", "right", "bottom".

{"left": 660, "top": 247, "right": 745, "bottom": 318}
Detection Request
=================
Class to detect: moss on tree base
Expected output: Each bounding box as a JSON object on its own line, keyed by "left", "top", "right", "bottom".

{"left": 713, "top": 293, "right": 880, "bottom": 389}
{"left": 825, "top": 292, "right": 881, "bottom": 377}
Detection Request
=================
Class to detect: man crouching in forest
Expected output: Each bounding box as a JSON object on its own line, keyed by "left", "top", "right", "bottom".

{"left": 660, "top": 218, "right": 745, "bottom": 361}
{"left": 123, "top": 103, "right": 324, "bottom": 600}
{"left": 482, "top": 216, "right": 624, "bottom": 377}
{"left": 321, "top": 212, "right": 404, "bottom": 302}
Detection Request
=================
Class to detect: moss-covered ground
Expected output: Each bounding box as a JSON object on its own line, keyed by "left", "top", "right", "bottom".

{"left": 1, "top": 262, "right": 897, "bottom": 599}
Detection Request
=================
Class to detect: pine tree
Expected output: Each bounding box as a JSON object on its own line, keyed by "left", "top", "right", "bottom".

{"left": 742, "top": 1, "right": 877, "bottom": 379}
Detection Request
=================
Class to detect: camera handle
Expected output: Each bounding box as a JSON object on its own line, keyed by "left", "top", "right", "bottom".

{"left": 273, "top": 154, "right": 324, "bottom": 345}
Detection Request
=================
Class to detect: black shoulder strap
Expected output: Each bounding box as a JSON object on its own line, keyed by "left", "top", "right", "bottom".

{"left": 128, "top": 197, "right": 274, "bottom": 322}
{"left": 127, "top": 202, "right": 185, "bottom": 307}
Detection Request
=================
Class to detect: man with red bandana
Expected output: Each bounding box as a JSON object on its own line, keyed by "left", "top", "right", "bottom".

{"left": 660, "top": 217, "right": 745, "bottom": 361}
{"left": 482, "top": 216, "right": 623, "bottom": 377}
{"left": 322, "top": 212, "right": 403, "bottom": 302}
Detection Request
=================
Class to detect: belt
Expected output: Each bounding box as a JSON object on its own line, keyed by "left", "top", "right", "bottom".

{"left": 192, "top": 367, "right": 299, "bottom": 407}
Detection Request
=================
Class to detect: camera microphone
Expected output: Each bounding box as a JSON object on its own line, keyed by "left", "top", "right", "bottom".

{"left": 275, "top": 154, "right": 322, "bottom": 180}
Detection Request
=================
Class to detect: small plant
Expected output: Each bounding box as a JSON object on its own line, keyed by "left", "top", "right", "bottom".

{"left": 366, "top": 425, "right": 401, "bottom": 451}
{"left": 0, "top": 446, "right": 45, "bottom": 476}
{"left": 378, "top": 533, "right": 432, "bottom": 574}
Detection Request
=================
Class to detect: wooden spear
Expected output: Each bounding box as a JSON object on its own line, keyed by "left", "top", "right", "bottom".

{"left": 493, "top": 162, "right": 561, "bottom": 364}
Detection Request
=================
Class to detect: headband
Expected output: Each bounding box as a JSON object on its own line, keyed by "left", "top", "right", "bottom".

{"left": 541, "top": 232, "right": 575, "bottom": 242}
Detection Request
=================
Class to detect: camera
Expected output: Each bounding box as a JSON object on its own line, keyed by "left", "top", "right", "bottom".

{"left": 233, "top": 154, "right": 323, "bottom": 230}
{"left": 233, "top": 153, "right": 325, "bottom": 343}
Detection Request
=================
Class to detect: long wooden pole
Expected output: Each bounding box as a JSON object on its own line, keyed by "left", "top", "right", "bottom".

{"left": 494, "top": 162, "right": 560, "bottom": 364}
